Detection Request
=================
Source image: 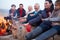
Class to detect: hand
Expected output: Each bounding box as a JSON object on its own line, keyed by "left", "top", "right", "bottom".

{"left": 19, "top": 19, "right": 25, "bottom": 22}
{"left": 42, "top": 19, "right": 47, "bottom": 21}
{"left": 42, "top": 19, "right": 45, "bottom": 21}
{"left": 42, "top": 18, "right": 50, "bottom": 21}
{"left": 23, "top": 23, "right": 29, "bottom": 27}
{"left": 52, "top": 22, "right": 60, "bottom": 25}
{"left": 10, "top": 13, "right": 13, "bottom": 16}
{"left": 30, "top": 14, "right": 35, "bottom": 16}
{"left": 10, "top": 13, "right": 13, "bottom": 17}
{"left": 49, "top": 12, "right": 52, "bottom": 17}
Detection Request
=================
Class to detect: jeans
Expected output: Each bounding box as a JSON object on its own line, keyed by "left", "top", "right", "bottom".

{"left": 25, "top": 21, "right": 52, "bottom": 40}
{"left": 35, "top": 25, "right": 60, "bottom": 40}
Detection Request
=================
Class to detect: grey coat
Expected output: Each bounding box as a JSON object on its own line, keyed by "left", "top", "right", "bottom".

{"left": 44, "top": 9, "right": 60, "bottom": 22}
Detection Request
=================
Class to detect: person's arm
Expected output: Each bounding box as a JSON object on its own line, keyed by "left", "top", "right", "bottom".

{"left": 42, "top": 17, "right": 60, "bottom": 22}
{"left": 23, "top": 10, "right": 26, "bottom": 17}
{"left": 16, "top": 10, "right": 20, "bottom": 18}
{"left": 28, "top": 14, "right": 42, "bottom": 25}
{"left": 44, "top": 12, "right": 60, "bottom": 21}
{"left": 24, "top": 11, "right": 28, "bottom": 18}
{"left": 13, "top": 10, "right": 17, "bottom": 18}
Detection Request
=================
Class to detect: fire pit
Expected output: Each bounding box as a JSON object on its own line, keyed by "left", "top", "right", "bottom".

{"left": 0, "top": 16, "right": 27, "bottom": 40}
{"left": 0, "top": 16, "right": 13, "bottom": 40}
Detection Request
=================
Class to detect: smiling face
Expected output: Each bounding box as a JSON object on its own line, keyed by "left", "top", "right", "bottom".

{"left": 28, "top": 6, "right": 33, "bottom": 11}
{"left": 44, "top": 1, "right": 52, "bottom": 9}
{"left": 55, "top": 2, "right": 60, "bottom": 10}
{"left": 19, "top": 4, "right": 23, "bottom": 9}
{"left": 34, "top": 3, "right": 40, "bottom": 11}
{"left": 11, "top": 6, "right": 16, "bottom": 10}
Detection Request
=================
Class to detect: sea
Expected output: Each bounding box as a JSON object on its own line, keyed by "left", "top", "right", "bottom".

{"left": 0, "top": 9, "right": 9, "bottom": 17}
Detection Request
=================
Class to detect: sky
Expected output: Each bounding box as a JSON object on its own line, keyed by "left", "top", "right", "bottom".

{"left": 0, "top": 0, "right": 56, "bottom": 11}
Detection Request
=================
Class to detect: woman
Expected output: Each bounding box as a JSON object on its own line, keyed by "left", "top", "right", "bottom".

{"left": 9, "top": 4, "right": 17, "bottom": 18}
{"left": 25, "top": 5, "right": 33, "bottom": 18}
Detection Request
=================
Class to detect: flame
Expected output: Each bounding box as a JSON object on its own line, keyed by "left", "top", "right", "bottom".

{"left": 0, "top": 15, "right": 10, "bottom": 36}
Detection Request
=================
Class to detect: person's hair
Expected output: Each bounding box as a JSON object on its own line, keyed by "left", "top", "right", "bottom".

{"left": 35, "top": 3, "right": 40, "bottom": 7}
{"left": 56, "top": 0, "right": 60, "bottom": 1}
{"left": 45, "top": 0, "right": 54, "bottom": 12}
{"left": 11, "top": 4, "right": 16, "bottom": 7}
{"left": 19, "top": 4, "right": 23, "bottom": 6}
{"left": 55, "top": 0, "right": 60, "bottom": 6}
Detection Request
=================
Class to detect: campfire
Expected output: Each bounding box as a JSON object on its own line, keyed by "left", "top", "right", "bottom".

{"left": 0, "top": 15, "right": 27, "bottom": 40}
{"left": 0, "top": 15, "right": 12, "bottom": 36}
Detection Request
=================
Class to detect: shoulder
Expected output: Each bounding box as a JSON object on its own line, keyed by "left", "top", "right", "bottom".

{"left": 28, "top": 12, "right": 34, "bottom": 15}
{"left": 39, "top": 10, "right": 42, "bottom": 12}
{"left": 9, "top": 9, "right": 12, "bottom": 13}
{"left": 23, "top": 9, "right": 26, "bottom": 11}
{"left": 38, "top": 10, "right": 42, "bottom": 13}
{"left": 41, "top": 9, "right": 46, "bottom": 14}
{"left": 16, "top": 8, "right": 20, "bottom": 12}
{"left": 42, "top": 9, "right": 46, "bottom": 12}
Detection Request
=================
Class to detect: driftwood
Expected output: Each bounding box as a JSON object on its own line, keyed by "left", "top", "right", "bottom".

{"left": 0, "top": 35, "right": 12, "bottom": 40}
{"left": 11, "top": 20, "right": 27, "bottom": 40}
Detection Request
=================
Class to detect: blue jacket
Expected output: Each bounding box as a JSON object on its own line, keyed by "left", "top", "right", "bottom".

{"left": 41, "top": 9, "right": 50, "bottom": 18}
{"left": 9, "top": 9, "right": 17, "bottom": 17}
{"left": 28, "top": 9, "right": 50, "bottom": 25}
{"left": 27, "top": 10, "right": 42, "bottom": 22}
{"left": 16, "top": 8, "right": 26, "bottom": 18}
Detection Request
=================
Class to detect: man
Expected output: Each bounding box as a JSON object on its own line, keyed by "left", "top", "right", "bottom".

{"left": 17, "top": 4, "right": 26, "bottom": 18}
